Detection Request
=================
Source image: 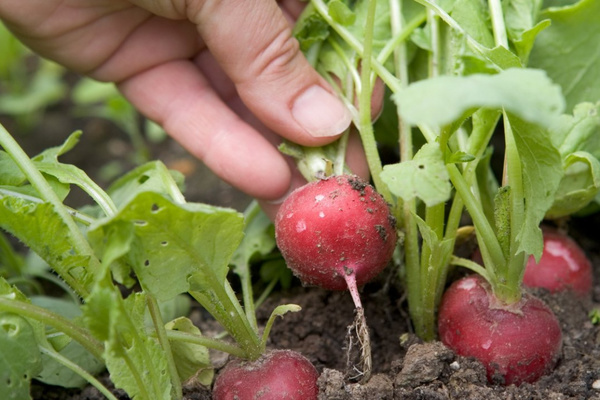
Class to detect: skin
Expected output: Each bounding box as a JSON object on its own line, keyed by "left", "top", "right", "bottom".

{"left": 0, "top": 0, "right": 375, "bottom": 218}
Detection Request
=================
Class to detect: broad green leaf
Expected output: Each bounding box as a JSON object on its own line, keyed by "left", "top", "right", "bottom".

{"left": 529, "top": 0, "right": 600, "bottom": 112}
{"left": 394, "top": 68, "right": 565, "bottom": 129}
{"left": 84, "top": 288, "right": 171, "bottom": 400}
{"left": 0, "top": 195, "right": 98, "bottom": 295}
{"left": 89, "top": 192, "right": 244, "bottom": 301}
{"left": 546, "top": 152, "right": 600, "bottom": 219}
{"left": 0, "top": 313, "right": 42, "bottom": 400}
{"left": 165, "top": 317, "right": 213, "bottom": 385}
{"left": 507, "top": 114, "right": 562, "bottom": 257}
{"left": 381, "top": 142, "right": 451, "bottom": 207}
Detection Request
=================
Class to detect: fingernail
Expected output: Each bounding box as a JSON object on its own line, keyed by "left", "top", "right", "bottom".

{"left": 292, "top": 85, "right": 352, "bottom": 137}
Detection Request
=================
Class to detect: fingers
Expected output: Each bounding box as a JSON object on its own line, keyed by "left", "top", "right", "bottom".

{"left": 117, "top": 60, "right": 294, "bottom": 201}
{"left": 187, "top": 0, "right": 352, "bottom": 146}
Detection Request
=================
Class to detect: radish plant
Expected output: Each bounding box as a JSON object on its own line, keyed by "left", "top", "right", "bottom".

{"left": 0, "top": 125, "right": 315, "bottom": 399}
{"left": 293, "top": 0, "right": 600, "bottom": 386}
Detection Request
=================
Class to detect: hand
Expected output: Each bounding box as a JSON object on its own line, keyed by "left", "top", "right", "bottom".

{"left": 0, "top": 0, "right": 368, "bottom": 217}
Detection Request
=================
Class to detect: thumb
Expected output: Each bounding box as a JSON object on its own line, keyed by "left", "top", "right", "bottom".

{"left": 190, "top": 0, "right": 352, "bottom": 145}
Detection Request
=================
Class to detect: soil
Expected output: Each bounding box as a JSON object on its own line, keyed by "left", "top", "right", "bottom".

{"left": 4, "top": 99, "right": 600, "bottom": 400}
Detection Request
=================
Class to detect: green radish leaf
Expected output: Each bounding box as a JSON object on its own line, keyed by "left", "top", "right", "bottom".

{"left": 89, "top": 192, "right": 244, "bottom": 301}
{"left": 0, "top": 195, "right": 98, "bottom": 294}
{"left": 546, "top": 151, "right": 600, "bottom": 219}
{"left": 545, "top": 102, "right": 600, "bottom": 216}
{"left": 0, "top": 313, "right": 42, "bottom": 400}
{"left": 328, "top": 1, "right": 356, "bottom": 26}
{"left": 507, "top": 113, "right": 563, "bottom": 258}
{"left": 107, "top": 161, "right": 185, "bottom": 209}
{"left": 84, "top": 288, "right": 172, "bottom": 400}
{"left": 381, "top": 142, "right": 451, "bottom": 207}
{"left": 31, "top": 296, "right": 105, "bottom": 388}
{"left": 550, "top": 102, "right": 600, "bottom": 159}
{"left": 529, "top": 0, "right": 600, "bottom": 112}
{"left": 164, "top": 317, "right": 213, "bottom": 385}
{"left": 394, "top": 68, "right": 565, "bottom": 129}
{"left": 0, "top": 279, "right": 43, "bottom": 400}
{"left": 230, "top": 203, "right": 276, "bottom": 279}
{"left": 294, "top": 11, "right": 331, "bottom": 52}
{"left": 0, "top": 150, "right": 26, "bottom": 185}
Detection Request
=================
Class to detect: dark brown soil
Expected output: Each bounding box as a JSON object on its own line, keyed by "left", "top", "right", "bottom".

{"left": 5, "top": 104, "right": 600, "bottom": 399}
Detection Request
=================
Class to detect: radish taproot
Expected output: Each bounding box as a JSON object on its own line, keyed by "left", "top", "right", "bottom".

{"left": 523, "top": 229, "right": 593, "bottom": 296}
{"left": 274, "top": 174, "right": 397, "bottom": 381}
{"left": 212, "top": 349, "right": 319, "bottom": 400}
{"left": 438, "top": 274, "right": 562, "bottom": 386}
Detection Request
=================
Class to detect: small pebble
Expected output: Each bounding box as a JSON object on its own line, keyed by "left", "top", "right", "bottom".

{"left": 450, "top": 361, "right": 460, "bottom": 371}
{"left": 592, "top": 379, "right": 600, "bottom": 390}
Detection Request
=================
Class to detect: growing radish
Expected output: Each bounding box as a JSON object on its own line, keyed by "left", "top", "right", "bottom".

{"left": 523, "top": 229, "right": 593, "bottom": 297}
{"left": 275, "top": 174, "right": 397, "bottom": 381}
{"left": 275, "top": 175, "right": 396, "bottom": 291}
{"left": 212, "top": 349, "right": 319, "bottom": 400}
{"left": 438, "top": 274, "right": 562, "bottom": 386}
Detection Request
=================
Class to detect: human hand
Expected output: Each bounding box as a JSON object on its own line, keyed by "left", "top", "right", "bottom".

{"left": 0, "top": 0, "right": 371, "bottom": 217}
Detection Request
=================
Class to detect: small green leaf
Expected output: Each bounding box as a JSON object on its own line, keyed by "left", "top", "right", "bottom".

{"left": 328, "top": 1, "right": 356, "bottom": 26}
{"left": 546, "top": 152, "right": 600, "bottom": 219}
{"left": 165, "top": 317, "right": 213, "bottom": 385}
{"left": 381, "top": 143, "right": 451, "bottom": 207}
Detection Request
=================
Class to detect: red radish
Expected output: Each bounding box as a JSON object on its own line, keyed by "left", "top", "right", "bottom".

{"left": 275, "top": 175, "right": 396, "bottom": 382}
{"left": 523, "top": 230, "right": 592, "bottom": 296}
{"left": 212, "top": 350, "right": 319, "bottom": 400}
{"left": 438, "top": 274, "right": 562, "bottom": 386}
{"left": 275, "top": 175, "right": 396, "bottom": 291}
